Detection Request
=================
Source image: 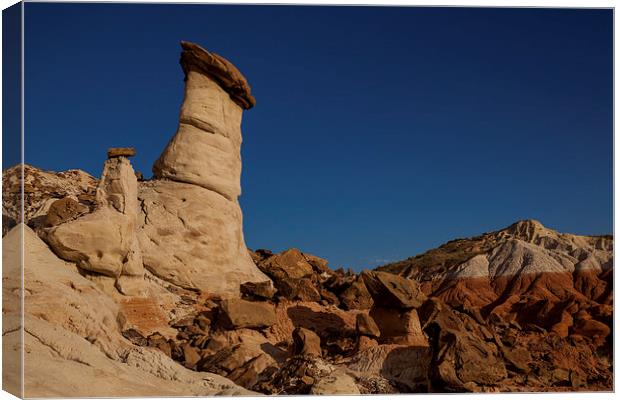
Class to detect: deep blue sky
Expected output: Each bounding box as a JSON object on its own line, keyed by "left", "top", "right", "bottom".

{"left": 2, "top": 3, "right": 21, "bottom": 168}
{"left": 22, "top": 4, "right": 613, "bottom": 270}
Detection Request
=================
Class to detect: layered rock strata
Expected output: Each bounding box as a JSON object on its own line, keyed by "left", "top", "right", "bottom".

{"left": 378, "top": 219, "right": 613, "bottom": 334}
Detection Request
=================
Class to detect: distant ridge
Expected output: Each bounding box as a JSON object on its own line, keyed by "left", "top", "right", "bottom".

{"left": 377, "top": 219, "right": 612, "bottom": 316}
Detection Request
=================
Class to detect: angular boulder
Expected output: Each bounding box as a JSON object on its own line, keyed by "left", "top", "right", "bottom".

{"left": 274, "top": 277, "right": 321, "bottom": 302}
{"left": 339, "top": 277, "right": 373, "bottom": 310}
{"left": 356, "top": 335, "right": 379, "bottom": 351}
{"left": 258, "top": 248, "right": 314, "bottom": 280}
{"left": 45, "top": 197, "right": 88, "bottom": 226}
{"left": 362, "top": 271, "right": 426, "bottom": 309}
{"left": 302, "top": 252, "right": 332, "bottom": 275}
{"left": 292, "top": 327, "right": 322, "bottom": 357}
{"left": 318, "top": 287, "right": 340, "bottom": 305}
{"left": 182, "top": 343, "right": 201, "bottom": 370}
{"left": 419, "top": 298, "right": 507, "bottom": 391}
{"left": 549, "top": 311, "right": 573, "bottom": 338}
{"left": 199, "top": 343, "right": 275, "bottom": 389}
{"left": 218, "top": 299, "right": 276, "bottom": 330}
{"left": 253, "top": 355, "right": 336, "bottom": 395}
{"left": 572, "top": 318, "right": 610, "bottom": 338}
{"left": 431, "top": 330, "right": 507, "bottom": 390}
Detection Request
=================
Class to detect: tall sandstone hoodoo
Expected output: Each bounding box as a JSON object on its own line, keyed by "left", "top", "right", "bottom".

{"left": 138, "top": 41, "right": 268, "bottom": 296}
{"left": 42, "top": 42, "right": 268, "bottom": 298}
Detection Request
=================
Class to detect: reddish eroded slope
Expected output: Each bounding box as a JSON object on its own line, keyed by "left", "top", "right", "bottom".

{"left": 379, "top": 219, "right": 612, "bottom": 312}
{"left": 377, "top": 220, "right": 613, "bottom": 391}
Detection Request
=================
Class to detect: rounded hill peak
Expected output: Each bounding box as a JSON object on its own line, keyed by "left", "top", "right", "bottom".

{"left": 504, "top": 219, "right": 550, "bottom": 242}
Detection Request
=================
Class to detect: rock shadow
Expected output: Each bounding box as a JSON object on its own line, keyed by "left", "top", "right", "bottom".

{"left": 260, "top": 342, "right": 289, "bottom": 364}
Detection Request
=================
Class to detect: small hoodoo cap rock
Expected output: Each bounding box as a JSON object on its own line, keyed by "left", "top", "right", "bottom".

{"left": 179, "top": 41, "right": 256, "bottom": 110}
{"left": 107, "top": 147, "right": 136, "bottom": 158}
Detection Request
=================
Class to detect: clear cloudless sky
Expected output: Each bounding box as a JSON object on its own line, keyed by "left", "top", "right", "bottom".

{"left": 21, "top": 3, "right": 612, "bottom": 270}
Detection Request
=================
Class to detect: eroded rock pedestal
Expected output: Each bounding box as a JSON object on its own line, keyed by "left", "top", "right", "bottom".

{"left": 45, "top": 154, "right": 145, "bottom": 295}
{"left": 138, "top": 42, "right": 267, "bottom": 296}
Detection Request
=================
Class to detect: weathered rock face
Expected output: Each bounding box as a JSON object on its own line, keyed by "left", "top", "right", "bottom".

{"left": 139, "top": 41, "right": 268, "bottom": 297}
{"left": 338, "top": 276, "right": 373, "bottom": 310}
{"left": 274, "top": 277, "right": 322, "bottom": 302}
{"left": 360, "top": 270, "right": 428, "bottom": 346}
{"left": 267, "top": 300, "right": 358, "bottom": 349}
{"left": 5, "top": 200, "right": 613, "bottom": 395}
{"left": 419, "top": 298, "right": 507, "bottom": 392}
{"left": 369, "top": 307, "right": 427, "bottom": 346}
{"left": 152, "top": 42, "right": 253, "bottom": 199}
{"left": 292, "top": 327, "right": 322, "bottom": 357}
{"left": 355, "top": 313, "right": 381, "bottom": 338}
{"left": 240, "top": 280, "right": 276, "bottom": 300}
{"left": 137, "top": 180, "right": 267, "bottom": 296}
{"left": 45, "top": 197, "right": 88, "bottom": 226}
{"left": 346, "top": 344, "right": 432, "bottom": 392}
{"left": 2, "top": 164, "right": 98, "bottom": 232}
{"left": 3, "top": 225, "right": 252, "bottom": 397}
{"left": 45, "top": 156, "right": 144, "bottom": 289}
{"left": 199, "top": 343, "right": 276, "bottom": 389}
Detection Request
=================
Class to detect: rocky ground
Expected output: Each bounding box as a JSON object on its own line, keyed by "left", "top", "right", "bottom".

{"left": 2, "top": 165, "right": 613, "bottom": 395}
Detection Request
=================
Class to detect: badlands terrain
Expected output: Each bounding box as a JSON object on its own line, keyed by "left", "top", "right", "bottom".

{"left": 2, "top": 41, "right": 614, "bottom": 396}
